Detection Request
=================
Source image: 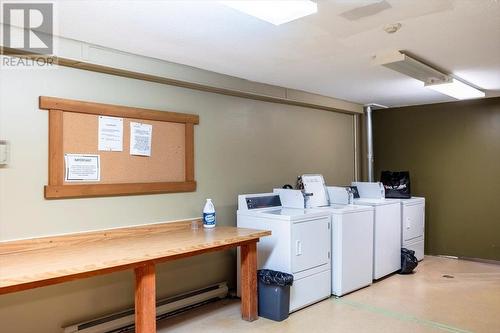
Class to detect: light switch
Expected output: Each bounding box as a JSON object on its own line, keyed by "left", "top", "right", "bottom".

{"left": 0, "top": 140, "right": 9, "bottom": 165}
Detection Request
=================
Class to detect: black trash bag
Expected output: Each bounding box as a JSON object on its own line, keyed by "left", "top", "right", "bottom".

{"left": 381, "top": 171, "right": 411, "bottom": 199}
{"left": 258, "top": 269, "right": 294, "bottom": 287}
{"left": 399, "top": 248, "right": 418, "bottom": 274}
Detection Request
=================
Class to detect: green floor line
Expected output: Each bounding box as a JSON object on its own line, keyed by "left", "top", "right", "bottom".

{"left": 333, "top": 298, "right": 474, "bottom": 333}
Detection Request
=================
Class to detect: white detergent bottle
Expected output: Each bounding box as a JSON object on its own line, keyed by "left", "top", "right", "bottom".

{"left": 203, "top": 199, "right": 216, "bottom": 228}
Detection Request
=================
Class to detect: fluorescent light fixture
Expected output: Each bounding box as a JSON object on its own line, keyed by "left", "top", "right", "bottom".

{"left": 374, "top": 51, "right": 449, "bottom": 84}
{"left": 220, "top": 0, "right": 318, "bottom": 25}
{"left": 426, "top": 79, "right": 486, "bottom": 100}
{"left": 375, "top": 50, "right": 486, "bottom": 100}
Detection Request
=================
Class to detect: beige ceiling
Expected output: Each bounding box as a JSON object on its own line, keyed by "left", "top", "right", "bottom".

{"left": 38, "top": 1, "right": 500, "bottom": 106}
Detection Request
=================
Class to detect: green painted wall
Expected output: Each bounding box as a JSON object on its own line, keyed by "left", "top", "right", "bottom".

{"left": 373, "top": 97, "right": 500, "bottom": 261}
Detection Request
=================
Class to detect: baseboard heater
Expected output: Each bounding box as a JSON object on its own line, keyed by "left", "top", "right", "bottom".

{"left": 63, "top": 282, "right": 228, "bottom": 333}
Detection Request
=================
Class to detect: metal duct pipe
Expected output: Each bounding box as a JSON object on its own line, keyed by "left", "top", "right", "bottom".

{"left": 364, "top": 103, "right": 388, "bottom": 182}
{"left": 364, "top": 105, "right": 374, "bottom": 182}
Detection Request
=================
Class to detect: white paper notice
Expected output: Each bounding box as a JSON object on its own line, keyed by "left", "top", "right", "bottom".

{"left": 98, "top": 116, "right": 123, "bottom": 151}
{"left": 65, "top": 154, "right": 100, "bottom": 182}
{"left": 130, "top": 122, "right": 152, "bottom": 156}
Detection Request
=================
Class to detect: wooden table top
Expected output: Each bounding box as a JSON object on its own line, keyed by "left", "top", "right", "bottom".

{"left": 0, "top": 219, "right": 271, "bottom": 295}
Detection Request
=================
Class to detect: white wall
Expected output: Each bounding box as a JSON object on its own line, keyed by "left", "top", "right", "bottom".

{"left": 0, "top": 62, "right": 355, "bottom": 332}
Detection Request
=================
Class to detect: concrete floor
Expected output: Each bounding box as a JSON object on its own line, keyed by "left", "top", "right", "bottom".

{"left": 157, "top": 256, "right": 500, "bottom": 333}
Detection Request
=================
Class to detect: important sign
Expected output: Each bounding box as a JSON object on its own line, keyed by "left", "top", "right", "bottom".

{"left": 65, "top": 154, "right": 100, "bottom": 182}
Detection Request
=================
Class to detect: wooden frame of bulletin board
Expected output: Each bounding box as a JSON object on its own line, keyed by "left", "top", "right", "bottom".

{"left": 39, "top": 96, "right": 199, "bottom": 199}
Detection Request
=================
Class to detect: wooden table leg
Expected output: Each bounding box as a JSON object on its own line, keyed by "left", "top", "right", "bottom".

{"left": 240, "top": 241, "right": 258, "bottom": 321}
{"left": 135, "top": 263, "right": 156, "bottom": 333}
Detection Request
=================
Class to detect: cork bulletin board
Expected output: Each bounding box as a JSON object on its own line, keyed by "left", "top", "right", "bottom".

{"left": 39, "top": 96, "right": 199, "bottom": 199}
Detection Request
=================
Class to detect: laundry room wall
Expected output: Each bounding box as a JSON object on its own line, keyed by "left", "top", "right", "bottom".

{"left": 0, "top": 51, "right": 358, "bottom": 332}
{"left": 372, "top": 97, "right": 500, "bottom": 261}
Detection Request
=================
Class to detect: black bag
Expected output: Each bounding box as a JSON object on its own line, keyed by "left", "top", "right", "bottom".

{"left": 399, "top": 248, "right": 418, "bottom": 274}
{"left": 381, "top": 171, "right": 411, "bottom": 199}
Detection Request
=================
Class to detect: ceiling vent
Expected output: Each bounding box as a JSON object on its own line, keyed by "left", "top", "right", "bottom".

{"left": 340, "top": 0, "right": 392, "bottom": 21}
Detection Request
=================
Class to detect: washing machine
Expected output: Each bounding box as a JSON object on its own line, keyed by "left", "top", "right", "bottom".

{"left": 322, "top": 204, "right": 374, "bottom": 296}
{"left": 351, "top": 182, "right": 402, "bottom": 279}
{"left": 236, "top": 193, "right": 332, "bottom": 312}
{"left": 276, "top": 185, "right": 375, "bottom": 296}
{"left": 397, "top": 197, "right": 425, "bottom": 261}
{"left": 352, "top": 181, "right": 425, "bottom": 261}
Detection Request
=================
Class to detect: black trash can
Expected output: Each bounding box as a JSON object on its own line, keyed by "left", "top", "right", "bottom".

{"left": 257, "top": 269, "right": 294, "bottom": 321}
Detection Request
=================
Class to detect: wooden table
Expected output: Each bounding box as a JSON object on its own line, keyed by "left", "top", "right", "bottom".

{"left": 0, "top": 219, "right": 271, "bottom": 332}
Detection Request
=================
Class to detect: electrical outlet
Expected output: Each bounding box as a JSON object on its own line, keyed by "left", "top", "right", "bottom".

{"left": 0, "top": 140, "right": 9, "bottom": 165}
